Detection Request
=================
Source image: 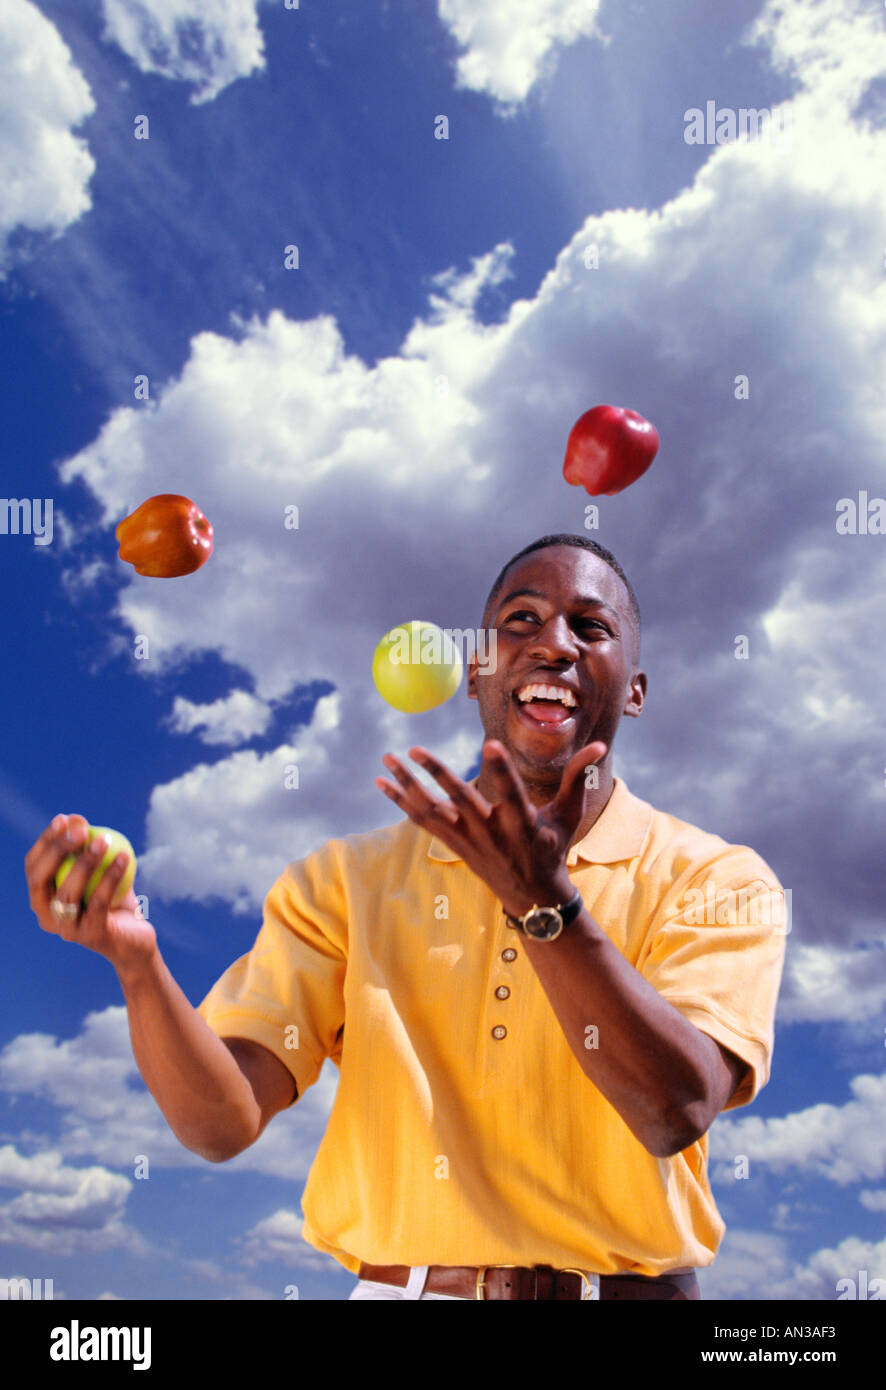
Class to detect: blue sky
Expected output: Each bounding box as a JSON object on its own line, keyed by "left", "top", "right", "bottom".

{"left": 1, "top": 0, "right": 885, "bottom": 1300}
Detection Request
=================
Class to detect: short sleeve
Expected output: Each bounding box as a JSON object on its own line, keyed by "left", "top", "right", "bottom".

{"left": 639, "top": 848, "right": 787, "bottom": 1111}
{"left": 196, "top": 841, "right": 348, "bottom": 1102}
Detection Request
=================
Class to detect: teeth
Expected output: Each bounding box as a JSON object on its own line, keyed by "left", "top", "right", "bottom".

{"left": 515, "top": 683, "right": 577, "bottom": 708}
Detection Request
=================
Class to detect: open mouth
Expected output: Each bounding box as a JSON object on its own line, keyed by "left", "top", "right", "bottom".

{"left": 511, "top": 688, "right": 578, "bottom": 732}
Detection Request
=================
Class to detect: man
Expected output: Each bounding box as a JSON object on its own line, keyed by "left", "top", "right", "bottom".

{"left": 26, "top": 534, "right": 785, "bottom": 1301}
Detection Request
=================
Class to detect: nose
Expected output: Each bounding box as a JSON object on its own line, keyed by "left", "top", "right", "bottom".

{"left": 524, "top": 614, "right": 580, "bottom": 665}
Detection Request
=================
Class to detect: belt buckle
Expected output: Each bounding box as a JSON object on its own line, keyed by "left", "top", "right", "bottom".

{"left": 560, "top": 1268, "right": 600, "bottom": 1300}
{"left": 475, "top": 1264, "right": 519, "bottom": 1300}
{"left": 476, "top": 1265, "right": 599, "bottom": 1300}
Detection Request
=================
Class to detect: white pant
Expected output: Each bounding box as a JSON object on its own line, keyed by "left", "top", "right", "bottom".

{"left": 348, "top": 1266, "right": 601, "bottom": 1300}
{"left": 349, "top": 1266, "right": 463, "bottom": 1300}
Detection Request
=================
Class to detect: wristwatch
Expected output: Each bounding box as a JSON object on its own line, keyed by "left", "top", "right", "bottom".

{"left": 503, "top": 888, "right": 583, "bottom": 942}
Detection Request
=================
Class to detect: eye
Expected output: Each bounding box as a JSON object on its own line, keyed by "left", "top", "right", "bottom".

{"left": 503, "top": 610, "right": 609, "bottom": 633}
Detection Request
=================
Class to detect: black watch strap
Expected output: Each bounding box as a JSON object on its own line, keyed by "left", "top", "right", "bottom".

{"left": 504, "top": 887, "right": 583, "bottom": 934}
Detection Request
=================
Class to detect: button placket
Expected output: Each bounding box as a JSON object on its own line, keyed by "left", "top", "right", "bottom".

{"left": 488, "top": 929, "right": 519, "bottom": 1041}
{"left": 480, "top": 912, "right": 521, "bottom": 1063}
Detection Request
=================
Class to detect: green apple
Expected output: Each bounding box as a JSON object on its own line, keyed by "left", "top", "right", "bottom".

{"left": 372, "top": 620, "right": 462, "bottom": 713}
{"left": 55, "top": 825, "right": 137, "bottom": 908}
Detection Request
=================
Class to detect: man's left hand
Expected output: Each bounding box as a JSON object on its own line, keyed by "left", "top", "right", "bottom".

{"left": 375, "top": 739, "right": 607, "bottom": 918}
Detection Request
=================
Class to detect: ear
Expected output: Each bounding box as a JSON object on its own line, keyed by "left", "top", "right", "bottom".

{"left": 623, "top": 669, "right": 647, "bottom": 719}
{"left": 467, "top": 652, "right": 478, "bottom": 701}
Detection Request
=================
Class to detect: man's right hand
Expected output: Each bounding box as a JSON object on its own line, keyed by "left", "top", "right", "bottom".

{"left": 25, "top": 813, "right": 295, "bottom": 1162}
{"left": 24, "top": 813, "right": 157, "bottom": 979}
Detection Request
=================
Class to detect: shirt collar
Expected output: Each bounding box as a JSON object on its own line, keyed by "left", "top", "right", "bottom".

{"left": 425, "top": 776, "right": 653, "bottom": 866}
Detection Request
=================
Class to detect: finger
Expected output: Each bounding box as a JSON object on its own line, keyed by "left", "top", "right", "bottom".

{"left": 53, "top": 831, "right": 112, "bottom": 908}
{"left": 26, "top": 818, "right": 91, "bottom": 914}
{"left": 55, "top": 902, "right": 85, "bottom": 943}
{"left": 117, "top": 885, "right": 140, "bottom": 914}
{"left": 51, "top": 841, "right": 97, "bottom": 941}
{"left": 377, "top": 753, "right": 461, "bottom": 824}
{"left": 81, "top": 848, "right": 131, "bottom": 921}
{"left": 406, "top": 746, "right": 493, "bottom": 820}
{"left": 477, "top": 741, "right": 535, "bottom": 826}
{"left": 375, "top": 777, "right": 460, "bottom": 827}
{"left": 54, "top": 837, "right": 122, "bottom": 942}
{"left": 24, "top": 814, "right": 66, "bottom": 872}
{"left": 376, "top": 758, "right": 460, "bottom": 825}
{"left": 375, "top": 781, "right": 468, "bottom": 861}
{"left": 25, "top": 813, "right": 87, "bottom": 876}
{"left": 554, "top": 742, "right": 608, "bottom": 820}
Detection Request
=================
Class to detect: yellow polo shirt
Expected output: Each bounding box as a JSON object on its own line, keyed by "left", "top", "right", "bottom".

{"left": 196, "top": 777, "right": 786, "bottom": 1276}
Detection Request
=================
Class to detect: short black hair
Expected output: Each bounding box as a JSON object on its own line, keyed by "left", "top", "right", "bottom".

{"left": 481, "top": 534, "right": 641, "bottom": 655}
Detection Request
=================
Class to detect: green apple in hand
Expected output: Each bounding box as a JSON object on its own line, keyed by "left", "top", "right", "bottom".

{"left": 55, "top": 825, "right": 137, "bottom": 908}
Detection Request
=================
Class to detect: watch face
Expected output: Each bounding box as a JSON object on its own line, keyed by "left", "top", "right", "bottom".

{"left": 524, "top": 906, "right": 563, "bottom": 941}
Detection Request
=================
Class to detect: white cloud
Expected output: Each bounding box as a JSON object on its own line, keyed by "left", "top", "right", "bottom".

{"left": 0, "top": 1144, "right": 131, "bottom": 1255}
{"left": 174, "top": 1255, "right": 274, "bottom": 1298}
{"left": 761, "top": 581, "right": 884, "bottom": 742}
{"left": 437, "top": 0, "right": 604, "bottom": 106}
{"left": 136, "top": 682, "right": 478, "bottom": 911}
{"left": 779, "top": 940, "right": 886, "bottom": 1024}
{"left": 747, "top": 0, "right": 886, "bottom": 116}
{"left": 701, "top": 1228, "right": 886, "bottom": 1300}
{"left": 794, "top": 1237, "right": 886, "bottom": 1299}
{"left": 59, "top": 558, "right": 115, "bottom": 603}
{"left": 137, "top": 736, "right": 331, "bottom": 913}
{"left": 0, "top": 0, "right": 95, "bottom": 270}
{"left": 164, "top": 689, "right": 273, "bottom": 746}
{"left": 238, "top": 1207, "right": 340, "bottom": 1270}
{"left": 859, "top": 1190, "right": 886, "bottom": 1212}
{"left": 711, "top": 1074, "right": 886, "bottom": 1186}
{"left": 0, "top": 1008, "right": 190, "bottom": 1171}
{"left": 0, "top": 1006, "right": 338, "bottom": 1182}
{"left": 100, "top": 0, "right": 266, "bottom": 103}
{"left": 698, "top": 1229, "right": 792, "bottom": 1301}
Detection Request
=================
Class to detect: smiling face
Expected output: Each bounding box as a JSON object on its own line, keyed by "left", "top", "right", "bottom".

{"left": 467, "top": 545, "right": 646, "bottom": 804}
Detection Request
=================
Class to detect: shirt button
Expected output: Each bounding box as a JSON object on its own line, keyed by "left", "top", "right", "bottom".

{"left": 501, "top": 948, "right": 517, "bottom": 962}
{"left": 494, "top": 985, "right": 510, "bottom": 1000}
{"left": 491, "top": 1025, "right": 507, "bottom": 1040}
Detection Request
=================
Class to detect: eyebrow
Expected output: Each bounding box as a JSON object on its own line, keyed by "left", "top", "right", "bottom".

{"left": 494, "top": 587, "right": 620, "bottom": 621}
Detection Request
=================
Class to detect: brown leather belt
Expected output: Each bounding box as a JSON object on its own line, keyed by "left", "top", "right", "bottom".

{"left": 358, "top": 1262, "right": 700, "bottom": 1301}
